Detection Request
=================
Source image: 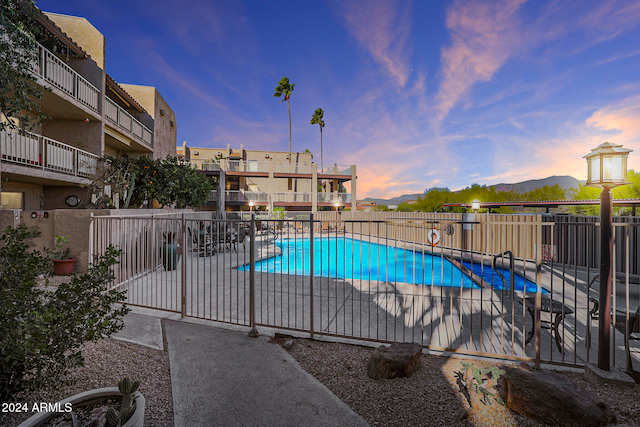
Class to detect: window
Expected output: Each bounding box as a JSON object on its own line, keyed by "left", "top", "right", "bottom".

{"left": 288, "top": 178, "right": 293, "bottom": 191}
{"left": 1, "top": 192, "right": 24, "bottom": 209}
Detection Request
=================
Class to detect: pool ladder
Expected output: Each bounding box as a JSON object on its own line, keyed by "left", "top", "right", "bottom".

{"left": 492, "top": 250, "right": 515, "bottom": 299}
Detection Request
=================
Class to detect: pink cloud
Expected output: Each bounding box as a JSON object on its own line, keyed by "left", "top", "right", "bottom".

{"left": 334, "top": 0, "right": 412, "bottom": 87}
{"left": 435, "top": 0, "right": 527, "bottom": 123}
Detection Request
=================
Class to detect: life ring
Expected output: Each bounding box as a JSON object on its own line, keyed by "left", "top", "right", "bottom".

{"left": 427, "top": 227, "right": 440, "bottom": 246}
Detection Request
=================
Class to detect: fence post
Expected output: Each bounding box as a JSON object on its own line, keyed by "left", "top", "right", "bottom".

{"left": 88, "top": 213, "right": 94, "bottom": 267}
{"left": 181, "top": 213, "right": 187, "bottom": 318}
{"left": 534, "top": 214, "right": 543, "bottom": 368}
{"left": 249, "top": 213, "right": 256, "bottom": 328}
{"left": 309, "top": 213, "right": 314, "bottom": 339}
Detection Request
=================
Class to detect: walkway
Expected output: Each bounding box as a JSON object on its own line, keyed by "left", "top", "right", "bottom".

{"left": 114, "top": 309, "right": 370, "bottom": 427}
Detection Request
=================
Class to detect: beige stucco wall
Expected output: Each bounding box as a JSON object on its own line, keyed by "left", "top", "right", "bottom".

{"left": 187, "top": 146, "right": 313, "bottom": 165}
{"left": 120, "top": 85, "right": 177, "bottom": 160}
{"left": 3, "top": 182, "right": 44, "bottom": 210}
{"left": 44, "top": 12, "right": 106, "bottom": 70}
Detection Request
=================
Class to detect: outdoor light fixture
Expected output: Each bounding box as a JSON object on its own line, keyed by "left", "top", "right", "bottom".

{"left": 471, "top": 199, "right": 480, "bottom": 210}
{"left": 584, "top": 142, "right": 632, "bottom": 372}
{"left": 585, "top": 142, "right": 632, "bottom": 188}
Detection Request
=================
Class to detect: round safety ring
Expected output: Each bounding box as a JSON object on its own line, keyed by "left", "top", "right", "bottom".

{"left": 427, "top": 228, "right": 440, "bottom": 246}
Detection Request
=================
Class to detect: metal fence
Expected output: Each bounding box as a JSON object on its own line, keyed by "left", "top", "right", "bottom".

{"left": 90, "top": 213, "right": 639, "bottom": 371}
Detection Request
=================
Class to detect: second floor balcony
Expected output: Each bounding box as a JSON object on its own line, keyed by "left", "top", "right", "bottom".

{"left": 318, "top": 193, "right": 352, "bottom": 204}
{"left": 225, "top": 190, "right": 270, "bottom": 203}
{"left": 105, "top": 98, "right": 153, "bottom": 148}
{"left": 1, "top": 127, "right": 99, "bottom": 179}
{"left": 29, "top": 40, "right": 100, "bottom": 113}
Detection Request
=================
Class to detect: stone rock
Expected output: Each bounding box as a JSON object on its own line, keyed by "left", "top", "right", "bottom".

{"left": 367, "top": 342, "right": 422, "bottom": 380}
{"left": 502, "top": 368, "right": 616, "bottom": 427}
{"left": 247, "top": 328, "right": 259, "bottom": 338}
{"left": 283, "top": 339, "right": 294, "bottom": 350}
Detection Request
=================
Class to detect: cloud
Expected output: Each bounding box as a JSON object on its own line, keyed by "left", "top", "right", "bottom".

{"left": 597, "top": 49, "right": 640, "bottom": 65}
{"left": 580, "top": 0, "right": 640, "bottom": 43}
{"left": 586, "top": 95, "right": 640, "bottom": 147}
{"left": 334, "top": 0, "right": 412, "bottom": 87}
{"left": 144, "top": 50, "right": 228, "bottom": 110}
{"left": 434, "top": 0, "right": 527, "bottom": 123}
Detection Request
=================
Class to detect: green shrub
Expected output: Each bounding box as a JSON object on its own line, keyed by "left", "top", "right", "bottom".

{"left": 0, "top": 226, "right": 129, "bottom": 400}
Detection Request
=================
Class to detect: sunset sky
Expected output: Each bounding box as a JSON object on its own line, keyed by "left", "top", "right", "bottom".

{"left": 40, "top": 0, "right": 640, "bottom": 198}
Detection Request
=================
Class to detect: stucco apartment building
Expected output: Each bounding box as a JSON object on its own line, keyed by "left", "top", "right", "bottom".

{"left": 0, "top": 8, "right": 175, "bottom": 211}
{"left": 177, "top": 142, "right": 357, "bottom": 215}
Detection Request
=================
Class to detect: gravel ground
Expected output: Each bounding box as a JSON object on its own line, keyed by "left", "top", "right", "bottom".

{"left": 0, "top": 339, "right": 173, "bottom": 427}
{"left": 285, "top": 338, "right": 640, "bottom": 427}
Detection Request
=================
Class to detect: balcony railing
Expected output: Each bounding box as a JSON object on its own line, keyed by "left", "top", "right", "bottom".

{"left": 105, "top": 98, "right": 153, "bottom": 147}
{"left": 273, "top": 162, "right": 313, "bottom": 174}
{"left": 320, "top": 165, "right": 352, "bottom": 176}
{"left": 208, "top": 190, "right": 217, "bottom": 202}
{"left": 225, "top": 190, "right": 269, "bottom": 202}
{"left": 27, "top": 40, "right": 101, "bottom": 112}
{"left": 199, "top": 161, "right": 221, "bottom": 172}
{"left": 1, "top": 127, "right": 99, "bottom": 178}
{"left": 318, "top": 193, "right": 352, "bottom": 204}
{"left": 273, "top": 192, "right": 313, "bottom": 203}
{"left": 224, "top": 160, "right": 271, "bottom": 173}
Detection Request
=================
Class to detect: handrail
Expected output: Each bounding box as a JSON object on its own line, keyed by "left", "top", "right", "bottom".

{"left": 1, "top": 126, "right": 99, "bottom": 178}
{"left": 491, "top": 250, "right": 515, "bottom": 297}
{"left": 105, "top": 98, "right": 153, "bottom": 147}
{"left": 30, "top": 40, "right": 100, "bottom": 112}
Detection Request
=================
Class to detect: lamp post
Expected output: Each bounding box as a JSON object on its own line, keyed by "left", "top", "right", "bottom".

{"left": 249, "top": 201, "right": 254, "bottom": 220}
{"left": 335, "top": 200, "right": 340, "bottom": 226}
{"left": 471, "top": 199, "right": 480, "bottom": 211}
{"left": 584, "top": 142, "right": 632, "bottom": 371}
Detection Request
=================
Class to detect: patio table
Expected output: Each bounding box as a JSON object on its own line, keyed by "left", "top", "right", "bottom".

{"left": 523, "top": 295, "right": 573, "bottom": 353}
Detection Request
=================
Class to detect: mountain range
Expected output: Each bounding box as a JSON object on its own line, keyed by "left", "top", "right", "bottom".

{"left": 363, "top": 175, "right": 582, "bottom": 206}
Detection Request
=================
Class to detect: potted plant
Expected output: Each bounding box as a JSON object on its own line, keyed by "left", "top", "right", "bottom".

{"left": 161, "top": 231, "right": 181, "bottom": 271}
{"left": 48, "top": 234, "right": 76, "bottom": 275}
{"left": 18, "top": 377, "right": 145, "bottom": 427}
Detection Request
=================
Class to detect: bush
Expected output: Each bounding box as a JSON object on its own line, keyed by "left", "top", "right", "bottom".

{"left": 0, "top": 226, "right": 129, "bottom": 400}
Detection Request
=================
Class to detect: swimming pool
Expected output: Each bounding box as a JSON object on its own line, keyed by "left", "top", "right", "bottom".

{"left": 242, "top": 237, "right": 479, "bottom": 288}
{"left": 462, "top": 261, "right": 544, "bottom": 294}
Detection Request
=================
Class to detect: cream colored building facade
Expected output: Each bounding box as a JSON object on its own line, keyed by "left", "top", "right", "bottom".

{"left": 178, "top": 142, "right": 357, "bottom": 215}
{"left": 0, "top": 9, "right": 176, "bottom": 211}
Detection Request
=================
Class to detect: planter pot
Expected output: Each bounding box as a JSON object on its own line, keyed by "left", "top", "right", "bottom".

{"left": 161, "top": 243, "right": 181, "bottom": 271}
{"left": 18, "top": 387, "right": 145, "bottom": 427}
{"left": 52, "top": 258, "right": 77, "bottom": 275}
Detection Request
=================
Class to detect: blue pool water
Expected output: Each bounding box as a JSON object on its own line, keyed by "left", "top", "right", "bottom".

{"left": 462, "top": 261, "right": 546, "bottom": 294}
{"left": 243, "top": 237, "right": 479, "bottom": 287}
{"left": 241, "top": 237, "right": 543, "bottom": 292}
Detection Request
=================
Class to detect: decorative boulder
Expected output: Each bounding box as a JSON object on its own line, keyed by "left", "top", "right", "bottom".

{"left": 502, "top": 368, "right": 616, "bottom": 427}
{"left": 367, "top": 342, "right": 422, "bottom": 379}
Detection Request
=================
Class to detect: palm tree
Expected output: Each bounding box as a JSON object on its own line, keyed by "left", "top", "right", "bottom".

{"left": 273, "top": 77, "right": 295, "bottom": 162}
{"left": 310, "top": 108, "right": 325, "bottom": 172}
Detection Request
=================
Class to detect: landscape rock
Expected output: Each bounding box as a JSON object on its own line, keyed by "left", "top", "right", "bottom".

{"left": 247, "top": 328, "right": 259, "bottom": 338}
{"left": 502, "top": 368, "right": 616, "bottom": 427}
{"left": 367, "top": 342, "right": 422, "bottom": 380}
{"left": 283, "top": 339, "right": 294, "bottom": 350}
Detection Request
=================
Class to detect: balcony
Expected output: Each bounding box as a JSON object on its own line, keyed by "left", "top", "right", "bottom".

{"left": 320, "top": 165, "right": 352, "bottom": 176}
{"left": 105, "top": 98, "right": 153, "bottom": 147}
{"left": 274, "top": 192, "right": 313, "bottom": 203}
{"left": 1, "top": 127, "right": 99, "bottom": 179}
{"left": 273, "top": 162, "right": 313, "bottom": 175}
{"left": 318, "top": 193, "right": 352, "bottom": 204}
{"left": 224, "top": 160, "right": 270, "bottom": 174}
{"left": 208, "top": 190, "right": 217, "bottom": 202}
{"left": 225, "top": 190, "right": 269, "bottom": 203}
{"left": 200, "top": 161, "right": 221, "bottom": 172}
{"left": 29, "top": 41, "right": 100, "bottom": 113}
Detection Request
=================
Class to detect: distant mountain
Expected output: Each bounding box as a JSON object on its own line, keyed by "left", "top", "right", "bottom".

{"left": 364, "top": 175, "right": 581, "bottom": 206}
{"left": 362, "top": 194, "right": 422, "bottom": 206}
{"left": 490, "top": 175, "right": 581, "bottom": 193}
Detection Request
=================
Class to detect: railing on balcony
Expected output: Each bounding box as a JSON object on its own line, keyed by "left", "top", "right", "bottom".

{"left": 26, "top": 41, "right": 100, "bottom": 112}
{"left": 1, "top": 127, "right": 99, "bottom": 178}
{"left": 320, "top": 165, "right": 352, "bottom": 176}
{"left": 198, "top": 160, "right": 221, "bottom": 172}
{"left": 273, "top": 162, "right": 313, "bottom": 174}
{"left": 105, "top": 98, "right": 153, "bottom": 148}
{"left": 224, "top": 160, "right": 271, "bottom": 173}
{"left": 224, "top": 190, "right": 269, "bottom": 202}
{"left": 208, "top": 190, "right": 218, "bottom": 202}
{"left": 317, "top": 193, "right": 352, "bottom": 204}
{"left": 273, "top": 192, "right": 313, "bottom": 203}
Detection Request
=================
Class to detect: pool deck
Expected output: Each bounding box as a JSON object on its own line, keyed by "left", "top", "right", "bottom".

{"left": 117, "top": 231, "right": 640, "bottom": 370}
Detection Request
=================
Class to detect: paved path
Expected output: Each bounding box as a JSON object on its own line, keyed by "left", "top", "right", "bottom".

{"left": 114, "top": 310, "right": 369, "bottom": 427}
